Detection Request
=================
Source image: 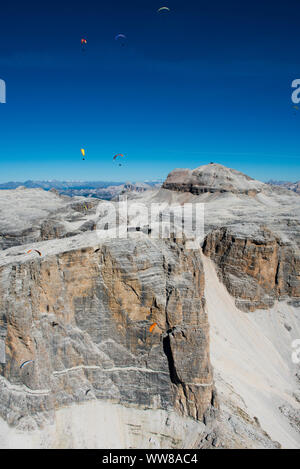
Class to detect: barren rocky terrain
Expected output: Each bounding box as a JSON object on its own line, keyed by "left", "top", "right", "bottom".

{"left": 0, "top": 163, "right": 299, "bottom": 448}
{"left": 268, "top": 180, "right": 300, "bottom": 195}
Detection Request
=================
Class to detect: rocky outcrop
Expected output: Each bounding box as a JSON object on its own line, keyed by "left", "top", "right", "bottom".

{"left": 202, "top": 225, "right": 300, "bottom": 311}
{"left": 0, "top": 189, "right": 99, "bottom": 250}
{"left": 156, "top": 163, "right": 300, "bottom": 312}
{"left": 0, "top": 235, "right": 216, "bottom": 436}
{"left": 162, "top": 164, "right": 265, "bottom": 196}
{"left": 268, "top": 180, "right": 300, "bottom": 195}
{"left": 1, "top": 164, "right": 299, "bottom": 448}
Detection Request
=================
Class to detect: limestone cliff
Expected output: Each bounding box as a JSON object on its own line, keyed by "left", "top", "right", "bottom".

{"left": 162, "top": 163, "right": 265, "bottom": 196}
{"left": 156, "top": 163, "right": 300, "bottom": 312}
{"left": 0, "top": 188, "right": 99, "bottom": 250}
{"left": 1, "top": 165, "right": 299, "bottom": 448}
{"left": 202, "top": 225, "right": 300, "bottom": 311}
{"left": 0, "top": 234, "right": 216, "bottom": 443}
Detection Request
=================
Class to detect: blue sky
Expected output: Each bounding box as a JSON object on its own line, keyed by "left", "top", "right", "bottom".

{"left": 0, "top": 0, "right": 299, "bottom": 182}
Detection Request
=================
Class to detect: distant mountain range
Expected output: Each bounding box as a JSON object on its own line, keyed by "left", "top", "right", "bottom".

{"left": 267, "top": 180, "right": 300, "bottom": 194}
{"left": 1, "top": 178, "right": 299, "bottom": 198}
{"left": 0, "top": 180, "right": 162, "bottom": 200}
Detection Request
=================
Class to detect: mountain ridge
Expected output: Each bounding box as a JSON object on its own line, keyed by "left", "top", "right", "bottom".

{"left": 0, "top": 162, "right": 299, "bottom": 448}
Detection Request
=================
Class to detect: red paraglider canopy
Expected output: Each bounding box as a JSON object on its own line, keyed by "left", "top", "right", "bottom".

{"left": 113, "top": 153, "right": 124, "bottom": 160}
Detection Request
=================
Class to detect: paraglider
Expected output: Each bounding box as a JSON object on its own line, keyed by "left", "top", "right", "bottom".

{"left": 157, "top": 6, "right": 170, "bottom": 12}
{"left": 81, "top": 148, "right": 85, "bottom": 160}
{"left": 149, "top": 323, "right": 158, "bottom": 333}
{"left": 115, "top": 34, "right": 127, "bottom": 41}
{"left": 113, "top": 153, "right": 124, "bottom": 161}
{"left": 81, "top": 38, "right": 87, "bottom": 52}
{"left": 115, "top": 34, "right": 127, "bottom": 46}
{"left": 27, "top": 249, "right": 42, "bottom": 256}
{"left": 20, "top": 360, "right": 34, "bottom": 369}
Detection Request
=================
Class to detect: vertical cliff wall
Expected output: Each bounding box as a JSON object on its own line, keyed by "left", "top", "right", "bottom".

{"left": 0, "top": 235, "right": 216, "bottom": 446}
{"left": 203, "top": 226, "right": 300, "bottom": 311}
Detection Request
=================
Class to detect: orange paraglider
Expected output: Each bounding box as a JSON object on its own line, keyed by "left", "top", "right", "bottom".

{"left": 27, "top": 249, "right": 42, "bottom": 256}
{"left": 149, "top": 323, "right": 158, "bottom": 333}
{"left": 81, "top": 39, "right": 87, "bottom": 53}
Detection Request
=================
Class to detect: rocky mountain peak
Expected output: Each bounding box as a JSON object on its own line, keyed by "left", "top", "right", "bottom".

{"left": 162, "top": 163, "right": 265, "bottom": 196}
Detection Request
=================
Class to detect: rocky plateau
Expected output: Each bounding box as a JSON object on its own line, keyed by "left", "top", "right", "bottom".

{"left": 0, "top": 163, "right": 299, "bottom": 449}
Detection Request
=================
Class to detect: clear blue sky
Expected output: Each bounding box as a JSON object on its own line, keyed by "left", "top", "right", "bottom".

{"left": 0, "top": 0, "right": 299, "bottom": 182}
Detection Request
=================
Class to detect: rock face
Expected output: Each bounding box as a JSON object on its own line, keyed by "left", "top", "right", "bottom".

{"left": 0, "top": 189, "right": 99, "bottom": 251}
{"left": 0, "top": 234, "right": 216, "bottom": 441}
{"left": 124, "top": 164, "right": 300, "bottom": 447}
{"left": 202, "top": 225, "right": 300, "bottom": 311}
{"left": 154, "top": 163, "right": 300, "bottom": 312}
{"left": 268, "top": 180, "right": 300, "bottom": 195}
{"left": 1, "top": 164, "right": 299, "bottom": 449}
{"left": 202, "top": 254, "right": 300, "bottom": 449}
{"left": 162, "top": 164, "right": 265, "bottom": 196}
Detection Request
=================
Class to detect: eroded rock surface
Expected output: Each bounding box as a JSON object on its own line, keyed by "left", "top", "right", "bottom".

{"left": 0, "top": 188, "right": 99, "bottom": 250}
{"left": 0, "top": 235, "right": 215, "bottom": 441}
{"left": 203, "top": 225, "right": 300, "bottom": 311}
{"left": 162, "top": 163, "right": 266, "bottom": 195}
{"left": 1, "top": 163, "right": 299, "bottom": 448}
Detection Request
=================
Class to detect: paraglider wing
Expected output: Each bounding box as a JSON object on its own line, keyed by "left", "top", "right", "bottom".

{"left": 115, "top": 34, "right": 127, "bottom": 41}
{"left": 20, "top": 360, "right": 34, "bottom": 369}
{"left": 27, "top": 249, "right": 41, "bottom": 256}
{"left": 81, "top": 149, "right": 85, "bottom": 157}
{"left": 115, "top": 34, "right": 127, "bottom": 47}
{"left": 81, "top": 38, "right": 87, "bottom": 44}
{"left": 157, "top": 7, "right": 170, "bottom": 12}
{"left": 113, "top": 153, "right": 124, "bottom": 160}
{"left": 149, "top": 322, "right": 158, "bottom": 333}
